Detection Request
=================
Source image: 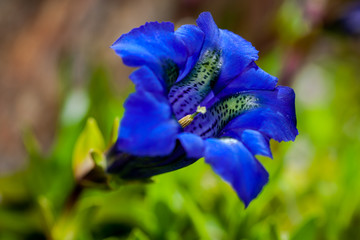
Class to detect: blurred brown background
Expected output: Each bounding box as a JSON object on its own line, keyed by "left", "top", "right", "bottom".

{"left": 0, "top": 0, "right": 357, "bottom": 173}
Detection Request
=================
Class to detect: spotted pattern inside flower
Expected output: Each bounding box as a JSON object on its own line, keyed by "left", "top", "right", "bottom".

{"left": 163, "top": 60, "right": 180, "bottom": 88}
{"left": 168, "top": 50, "right": 222, "bottom": 119}
{"left": 185, "top": 94, "right": 259, "bottom": 138}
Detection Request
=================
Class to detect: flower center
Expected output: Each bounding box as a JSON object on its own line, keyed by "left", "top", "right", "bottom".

{"left": 185, "top": 94, "right": 259, "bottom": 138}
{"left": 167, "top": 49, "right": 260, "bottom": 139}
{"left": 168, "top": 50, "right": 222, "bottom": 120}
{"left": 178, "top": 106, "right": 207, "bottom": 128}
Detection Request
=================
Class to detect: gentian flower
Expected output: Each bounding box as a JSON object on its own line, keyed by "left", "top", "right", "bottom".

{"left": 107, "top": 12, "right": 298, "bottom": 206}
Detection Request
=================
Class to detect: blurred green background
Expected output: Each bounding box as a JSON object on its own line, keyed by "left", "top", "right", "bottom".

{"left": 1, "top": 0, "right": 360, "bottom": 239}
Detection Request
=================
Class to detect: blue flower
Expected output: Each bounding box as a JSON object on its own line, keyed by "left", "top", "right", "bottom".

{"left": 107, "top": 12, "right": 298, "bottom": 206}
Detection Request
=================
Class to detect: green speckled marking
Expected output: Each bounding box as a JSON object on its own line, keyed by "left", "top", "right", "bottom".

{"left": 163, "top": 60, "right": 179, "bottom": 88}
{"left": 168, "top": 50, "right": 222, "bottom": 119}
{"left": 185, "top": 94, "right": 259, "bottom": 138}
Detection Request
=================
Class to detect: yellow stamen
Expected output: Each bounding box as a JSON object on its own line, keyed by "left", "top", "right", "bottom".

{"left": 178, "top": 115, "right": 193, "bottom": 128}
{"left": 178, "top": 106, "right": 207, "bottom": 128}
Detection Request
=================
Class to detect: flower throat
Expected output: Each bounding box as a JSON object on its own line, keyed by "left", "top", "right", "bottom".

{"left": 168, "top": 50, "right": 222, "bottom": 120}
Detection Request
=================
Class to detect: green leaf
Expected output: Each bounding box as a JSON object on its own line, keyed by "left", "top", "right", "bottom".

{"left": 90, "top": 149, "right": 106, "bottom": 169}
{"left": 291, "top": 217, "right": 318, "bottom": 240}
{"left": 109, "top": 117, "right": 120, "bottom": 147}
{"left": 72, "top": 118, "right": 105, "bottom": 180}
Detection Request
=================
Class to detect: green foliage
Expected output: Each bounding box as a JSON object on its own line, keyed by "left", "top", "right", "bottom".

{"left": 1, "top": 6, "right": 360, "bottom": 240}
{"left": 72, "top": 118, "right": 105, "bottom": 177}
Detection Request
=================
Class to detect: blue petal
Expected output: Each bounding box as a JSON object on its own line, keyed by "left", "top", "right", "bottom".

{"left": 177, "top": 132, "right": 205, "bottom": 159}
{"left": 175, "top": 24, "right": 204, "bottom": 57}
{"left": 201, "top": 64, "right": 278, "bottom": 107}
{"left": 221, "top": 64, "right": 278, "bottom": 93}
{"left": 259, "top": 86, "right": 297, "bottom": 127}
{"left": 175, "top": 24, "right": 205, "bottom": 81}
{"left": 130, "top": 66, "right": 165, "bottom": 93}
{"left": 222, "top": 86, "right": 298, "bottom": 142}
{"left": 111, "top": 22, "right": 188, "bottom": 86}
{"left": 115, "top": 90, "right": 180, "bottom": 156}
{"left": 225, "top": 109, "right": 297, "bottom": 142}
{"left": 222, "top": 129, "right": 272, "bottom": 158}
{"left": 214, "top": 30, "right": 259, "bottom": 90}
{"left": 204, "top": 138, "right": 269, "bottom": 207}
{"left": 196, "top": 12, "right": 259, "bottom": 94}
{"left": 241, "top": 130, "right": 272, "bottom": 158}
{"left": 196, "top": 12, "right": 220, "bottom": 49}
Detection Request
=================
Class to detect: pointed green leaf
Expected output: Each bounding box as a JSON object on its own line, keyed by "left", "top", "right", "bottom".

{"left": 109, "top": 117, "right": 120, "bottom": 146}
{"left": 72, "top": 118, "right": 105, "bottom": 180}
{"left": 90, "top": 149, "right": 106, "bottom": 169}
